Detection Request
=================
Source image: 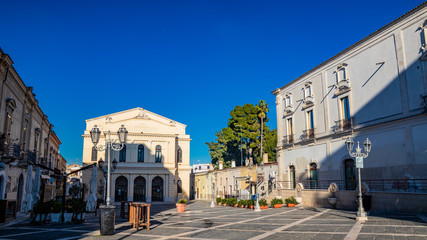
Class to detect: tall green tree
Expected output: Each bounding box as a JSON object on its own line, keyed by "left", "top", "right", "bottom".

{"left": 206, "top": 100, "right": 277, "bottom": 168}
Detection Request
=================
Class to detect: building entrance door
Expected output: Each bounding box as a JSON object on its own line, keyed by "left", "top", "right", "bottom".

{"left": 152, "top": 176, "right": 163, "bottom": 202}
{"left": 134, "top": 176, "right": 146, "bottom": 202}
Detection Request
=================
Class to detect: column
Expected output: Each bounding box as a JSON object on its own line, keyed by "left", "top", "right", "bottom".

{"left": 146, "top": 174, "right": 151, "bottom": 202}
{"left": 128, "top": 173, "right": 133, "bottom": 201}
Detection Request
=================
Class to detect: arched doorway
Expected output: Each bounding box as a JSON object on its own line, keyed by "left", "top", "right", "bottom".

{"left": 344, "top": 159, "right": 356, "bottom": 190}
{"left": 152, "top": 176, "right": 163, "bottom": 202}
{"left": 289, "top": 165, "right": 296, "bottom": 189}
{"left": 309, "top": 163, "right": 318, "bottom": 189}
{"left": 133, "top": 176, "right": 146, "bottom": 202}
{"left": 17, "top": 174, "right": 24, "bottom": 211}
{"left": 115, "top": 176, "right": 128, "bottom": 202}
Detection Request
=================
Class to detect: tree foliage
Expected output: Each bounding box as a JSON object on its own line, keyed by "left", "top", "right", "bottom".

{"left": 206, "top": 100, "right": 277, "bottom": 168}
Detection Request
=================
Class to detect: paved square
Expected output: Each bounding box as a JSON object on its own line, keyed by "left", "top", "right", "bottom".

{"left": 0, "top": 201, "right": 426, "bottom": 240}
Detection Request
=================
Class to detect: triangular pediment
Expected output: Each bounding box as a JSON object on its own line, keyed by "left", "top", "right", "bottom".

{"left": 85, "top": 108, "right": 186, "bottom": 134}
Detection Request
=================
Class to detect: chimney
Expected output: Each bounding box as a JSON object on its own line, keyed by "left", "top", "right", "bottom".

{"left": 231, "top": 159, "right": 236, "bottom": 168}
{"left": 263, "top": 153, "right": 269, "bottom": 164}
{"left": 219, "top": 160, "right": 223, "bottom": 170}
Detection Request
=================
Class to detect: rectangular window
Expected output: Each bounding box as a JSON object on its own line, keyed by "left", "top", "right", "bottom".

{"left": 341, "top": 96, "right": 350, "bottom": 120}
{"left": 287, "top": 118, "right": 293, "bottom": 135}
{"left": 307, "top": 110, "right": 314, "bottom": 129}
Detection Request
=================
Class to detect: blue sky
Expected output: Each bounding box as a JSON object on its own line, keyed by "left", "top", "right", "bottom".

{"left": 1, "top": 0, "right": 424, "bottom": 165}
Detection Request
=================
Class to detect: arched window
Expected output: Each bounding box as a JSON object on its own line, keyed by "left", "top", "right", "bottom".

{"left": 177, "top": 149, "right": 182, "bottom": 163}
{"left": 155, "top": 145, "right": 162, "bottom": 163}
{"left": 177, "top": 180, "right": 182, "bottom": 193}
{"left": 133, "top": 176, "right": 146, "bottom": 202}
{"left": 115, "top": 176, "right": 128, "bottom": 202}
{"left": 137, "top": 145, "right": 144, "bottom": 163}
{"left": 309, "top": 163, "right": 318, "bottom": 189}
{"left": 119, "top": 145, "right": 126, "bottom": 162}
{"left": 91, "top": 146, "right": 97, "bottom": 161}
{"left": 289, "top": 165, "right": 296, "bottom": 189}
{"left": 152, "top": 176, "right": 163, "bottom": 201}
{"left": 344, "top": 159, "right": 356, "bottom": 190}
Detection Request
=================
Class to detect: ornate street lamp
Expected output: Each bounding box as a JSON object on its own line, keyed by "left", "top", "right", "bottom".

{"left": 254, "top": 161, "right": 264, "bottom": 212}
{"left": 345, "top": 137, "right": 372, "bottom": 221}
{"left": 90, "top": 124, "right": 128, "bottom": 235}
{"left": 98, "top": 158, "right": 118, "bottom": 203}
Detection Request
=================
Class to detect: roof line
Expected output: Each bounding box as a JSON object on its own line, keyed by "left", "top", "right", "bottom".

{"left": 272, "top": 1, "right": 427, "bottom": 95}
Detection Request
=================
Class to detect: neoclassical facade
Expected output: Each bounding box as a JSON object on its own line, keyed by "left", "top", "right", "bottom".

{"left": 81, "top": 108, "right": 191, "bottom": 203}
{"left": 273, "top": 3, "right": 427, "bottom": 189}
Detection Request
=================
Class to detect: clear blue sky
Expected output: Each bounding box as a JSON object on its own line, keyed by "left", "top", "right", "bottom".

{"left": 1, "top": 0, "right": 424, "bottom": 165}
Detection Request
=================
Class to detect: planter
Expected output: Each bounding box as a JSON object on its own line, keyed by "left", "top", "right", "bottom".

{"left": 287, "top": 203, "right": 295, "bottom": 207}
{"left": 260, "top": 206, "right": 268, "bottom": 210}
{"left": 250, "top": 205, "right": 254, "bottom": 209}
{"left": 218, "top": 203, "right": 221, "bottom": 206}
{"left": 51, "top": 213, "right": 61, "bottom": 223}
{"left": 273, "top": 204, "right": 282, "bottom": 208}
{"left": 223, "top": 204, "right": 227, "bottom": 206}
{"left": 35, "top": 214, "right": 48, "bottom": 222}
{"left": 64, "top": 213, "right": 73, "bottom": 223}
{"left": 234, "top": 204, "right": 238, "bottom": 207}
{"left": 328, "top": 197, "right": 337, "bottom": 206}
{"left": 176, "top": 203, "right": 186, "bottom": 213}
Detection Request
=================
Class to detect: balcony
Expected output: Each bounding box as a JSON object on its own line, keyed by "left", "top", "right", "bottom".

{"left": 300, "top": 129, "right": 315, "bottom": 143}
{"left": 24, "top": 150, "right": 37, "bottom": 163}
{"left": 333, "top": 118, "right": 353, "bottom": 134}
{"left": 282, "top": 135, "right": 294, "bottom": 148}
{"left": 0, "top": 143, "right": 21, "bottom": 163}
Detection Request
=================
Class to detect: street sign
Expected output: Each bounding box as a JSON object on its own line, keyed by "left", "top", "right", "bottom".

{"left": 356, "top": 156, "right": 364, "bottom": 168}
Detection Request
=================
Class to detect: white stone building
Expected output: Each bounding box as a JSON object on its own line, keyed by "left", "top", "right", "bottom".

{"left": 81, "top": 108, "right": 191, "bottom": 203}
{"left": 273, "top": 3, "right": 427, "bottom": 190}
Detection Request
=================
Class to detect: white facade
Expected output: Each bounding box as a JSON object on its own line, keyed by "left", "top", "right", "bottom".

{"left": 191, "top": 163, "right": 211, "bottom": 174}
{"left": 82, "top": 108, "right": 191, "bottom": 203}
{"left": 273, "top": 4, "right": 427, "bottom": 188}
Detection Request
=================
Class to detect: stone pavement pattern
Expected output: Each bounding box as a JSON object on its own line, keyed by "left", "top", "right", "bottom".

{"left": 0, "top": 201, "right": 426, "bottom": 240}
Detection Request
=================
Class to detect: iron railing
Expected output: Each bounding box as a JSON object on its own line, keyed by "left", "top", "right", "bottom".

{"left": 277, "top": 179, "right": 427, "bottom": 193}
{"left": 333, "top": 118, "right": 353, "bottom": 133}
{"left": 301, "top": 129, "right": 315, "bottom": 142}
{"left": 283, "top": 135, "right": 294, "bottom": 147}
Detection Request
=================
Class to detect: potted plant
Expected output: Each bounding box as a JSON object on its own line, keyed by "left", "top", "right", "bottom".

{"left": 237, "top": 200, "right": 244, "bottom": 208}
{"left": 72, "top": 200, "right": 86, "bottom": 223}
{"left": 176, "top": 198, "right": 187, "bottom": 213}
{"left": 216, "top": 197, "right": 222, "bottom": 206}
{"left": 259, "top": 199, "right": 268, "bottom": 209}
{"left": 64, "top": 199, "right": 74, "bottom": 222}
{"left": 285, "top": 196, "right": 297, "bottom": 207}
{"left": 221, "top": 198, "right": 227, "bottom": 206}
{"left": 271, "top": 198, "right": 284, "bottom": 208}
{"left": 51, "top": 201, "right": 62, "bottom": 223}
{"left": 247, "top": 199, "right": 255, "bottom": 209}
{"left": 229, "top": 198, "right": 237, "bottom": 207}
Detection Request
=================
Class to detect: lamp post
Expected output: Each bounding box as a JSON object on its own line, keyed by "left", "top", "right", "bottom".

{"left": 345, "top": 137, "right": 372, "bottom": 221}
{"left": 254, "top": 161, "right": 264, "bottom": 212}
{"left": 210, "top": 172, "right": 216, "bottom": 207}
{"left": 98, "top": 157, "right": 118, "bottom": 204}
{"left": 90, "top": 124, "right": 128, "bottom": 235}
